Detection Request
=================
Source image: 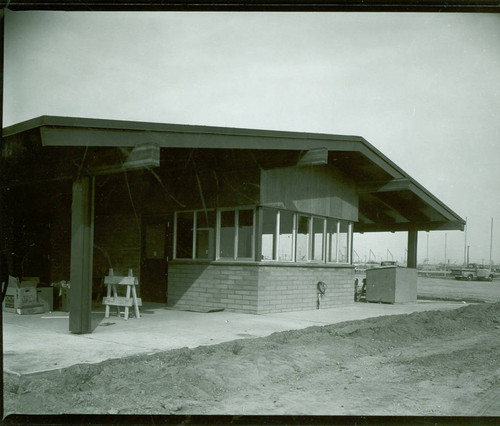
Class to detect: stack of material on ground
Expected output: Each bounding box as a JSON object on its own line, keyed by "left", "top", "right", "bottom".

{"left": 2, "top": 276, "right": 45, "bottom": 314}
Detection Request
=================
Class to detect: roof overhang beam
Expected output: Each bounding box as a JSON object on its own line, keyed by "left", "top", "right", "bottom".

{"left": 357, "top": 178, "right": 411, "bottom": 193}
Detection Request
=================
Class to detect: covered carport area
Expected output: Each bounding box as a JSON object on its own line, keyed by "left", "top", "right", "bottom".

{"left": 1, "top": 116, "right": 465, "bottom": 335}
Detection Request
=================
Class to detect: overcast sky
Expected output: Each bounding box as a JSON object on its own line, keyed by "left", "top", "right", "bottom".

{"left": 4, "top": 11, "right": 500, "bottom": 265}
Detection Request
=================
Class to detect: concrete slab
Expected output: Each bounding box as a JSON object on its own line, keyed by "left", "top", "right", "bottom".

{"left": 3, "top": 300, "right": 468, "bottom": 376}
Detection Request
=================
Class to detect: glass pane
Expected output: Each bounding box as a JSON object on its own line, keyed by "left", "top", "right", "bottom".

{"left": 296, "top": 215, "right": 310, "bottom": 262}
{"left": 238, "top": 209, "right": 254, "bottom": 259}
{"left": 339, "top": 221, "right": 349, "bottom": 263}
{"left": 312, "top": 217, "right": 325, "bottom": 261}
{"left": 261, "top": 208, "right": 277, "bottom": 260}
{"left": 176, "top": 212, "right": 193, "bottom": 259}
{"left": 196, "top": 210, "right": 215, "bottom": 259}
{"left": 326, "top": 218, "right": 338, "bottom": 263}
{"left": 146, "top": 223, "right": 165, "bottom": 259}
{"left": 278, "top": 210, "right": 294, "bottom": 261}
{"left": 219, "top": 210, "right": 235, "bottom": 258}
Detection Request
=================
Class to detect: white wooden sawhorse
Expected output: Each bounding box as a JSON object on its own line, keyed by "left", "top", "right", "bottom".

{"left": 103, "top": 269, "right": 142, "bottom": 320}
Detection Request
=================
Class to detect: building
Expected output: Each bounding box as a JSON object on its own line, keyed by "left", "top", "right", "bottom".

{"left": 1, "top": 116, "right": 465, "bottom": 333}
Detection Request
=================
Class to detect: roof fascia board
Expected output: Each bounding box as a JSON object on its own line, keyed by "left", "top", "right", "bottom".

{"left": 355, "top": 220, "right": 465, "bottom": 233}
{"left": 39, "top": 126, "right": 348, "bottom": 150}
{"left": 6, "top": 115, "right": 363, "bottom": 142}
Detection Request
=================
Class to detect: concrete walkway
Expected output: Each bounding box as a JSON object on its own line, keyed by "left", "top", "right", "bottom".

{"left": 3, "top": 300, "right": 468, "bottom": 376}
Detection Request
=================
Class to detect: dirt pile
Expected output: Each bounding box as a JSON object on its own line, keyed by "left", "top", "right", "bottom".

{"left": 4, "top": 302, "right": 500, "bottom": 416}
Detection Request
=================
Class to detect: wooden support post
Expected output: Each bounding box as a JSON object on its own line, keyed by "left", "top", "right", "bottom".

{"left": 407, "top": 228, "right": 418, "bottom": 269}
{"left": 69, "top": 177, "right": 94, "bottom": 334}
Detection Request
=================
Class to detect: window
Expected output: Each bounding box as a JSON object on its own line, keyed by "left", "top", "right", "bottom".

{"left": 238, "top": 209, "right": 254, "bottom": 258}
{"left": 261, "top": 208, "right": 277, "bottom": 260}
{"left": 217, "top": 208, "right": 255, "bottom": 260}
{"left": 338, "top": 220, "right": 350, "bottom": 263}
{"left": 296, "top": 215, "right": 310, "bottom": 261}
{"left": 196, "top": 211, "right": 215, "bottom": 259}
{"left": 326, "top": 218, "right": 338, "bottom": 263}
{"left": 174, "top": 210, "right": 215, "bottom": 260}
{"left": 259, "top": 208, "right": 352, "bottom": 265}
{"left": 278, "top": 210, "right": 294, "bottom": 261}
{"left": 312, "top": 217, "right": 325, "bottom": 261}
{"left": 219, "top": 210, "right": 236, "bottom": 259}
{"left": 174, "top": 206, "right": 352, "bottom": 264}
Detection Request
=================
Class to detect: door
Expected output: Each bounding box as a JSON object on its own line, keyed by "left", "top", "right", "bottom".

{"left": 140, "top": 215, "right": 171, "bottom": 303}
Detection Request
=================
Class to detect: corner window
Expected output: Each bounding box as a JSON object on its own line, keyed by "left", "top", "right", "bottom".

{"left": 258, "top": 207, "right": 352, "bottom": 265}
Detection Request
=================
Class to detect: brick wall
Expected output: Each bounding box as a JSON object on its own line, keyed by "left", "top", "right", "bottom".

{"left": 168, "top": 262, "right": 355, "bottom": 314}
{"left": 49, "top": 205, "right": 71, "bottom": 282}
{"left": 168, "top": 262, "right": 259, "bottom": 313}
{"left": 93, "top": 214, "right": 142, "bottom": 279}
{"left": 49, "top": 213, "right": 142, "bottom": 285}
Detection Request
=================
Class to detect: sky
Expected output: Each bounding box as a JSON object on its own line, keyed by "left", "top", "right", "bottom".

{"left": 3, "top": 11, "right": 500, "bottom": 265}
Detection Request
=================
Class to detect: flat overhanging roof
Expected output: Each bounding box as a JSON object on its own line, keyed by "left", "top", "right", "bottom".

{"left": 2, "top": 115, "right": 465, "bottom": 233}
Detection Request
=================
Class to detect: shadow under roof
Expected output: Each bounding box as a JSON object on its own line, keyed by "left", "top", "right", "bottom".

{"left": 2, "top": 115, "right": 465, "bottom": 233}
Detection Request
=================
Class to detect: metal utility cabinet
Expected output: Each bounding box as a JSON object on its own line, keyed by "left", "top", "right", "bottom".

{"left": 365, "top": 267, "right": 417, "bottom": 303}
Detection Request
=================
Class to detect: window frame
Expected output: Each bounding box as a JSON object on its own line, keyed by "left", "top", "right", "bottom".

{"left": 258, "top": 207, "right": 353, "bottom": 265}
{"left": 173, "top": 209, "right": 216, "bottom": 261}
{"left": 216, "top": 206, "right": 256, "bottom": 261}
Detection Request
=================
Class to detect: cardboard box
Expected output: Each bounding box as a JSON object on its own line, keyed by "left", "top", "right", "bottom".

{"left": 2, "top": 276, "right": 40, "bottom": 312}
{"left": 16, "top": 305, "right": 45, "bottom": 315}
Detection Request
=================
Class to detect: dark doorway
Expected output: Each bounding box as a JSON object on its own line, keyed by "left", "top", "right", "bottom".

{"left": 140, "top": 215, "right": 171, "bottom": 303}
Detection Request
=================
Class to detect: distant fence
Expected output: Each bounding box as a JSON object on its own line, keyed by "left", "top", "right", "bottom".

{"left": 417, "top": 270, "right": 452, "bottom": 278}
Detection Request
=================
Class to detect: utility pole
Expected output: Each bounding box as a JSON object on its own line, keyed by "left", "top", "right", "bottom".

{"left": 490, "top": 217, "right": 494, "bottom": 269}
{"left": 464, "top": 216, "right": 468, "bottom": 265}
{"left": 426, "top": 232, "right": 429, "bottom": 264}
{"left": 444, "top": 233, "right": 447, "bottom": 270}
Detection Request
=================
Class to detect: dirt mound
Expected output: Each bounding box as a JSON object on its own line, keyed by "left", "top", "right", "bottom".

{"left": 4, "top": 302, "right": 500, "bottom": 416}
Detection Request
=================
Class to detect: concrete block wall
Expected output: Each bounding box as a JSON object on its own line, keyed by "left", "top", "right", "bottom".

{"left": 48, "top": 213, "right": 142, "bottom": 285}
{"left": 49, "top": 206, "right": 71, "bottom": 282}
{"left": 168, "top": 262, "right": 355, "bottom": 314}
{"left": 257, "top": 265, "right": 355, "bottom": 314}
{"left": 168, "top": 262, "right": 259, "bottom": 313}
